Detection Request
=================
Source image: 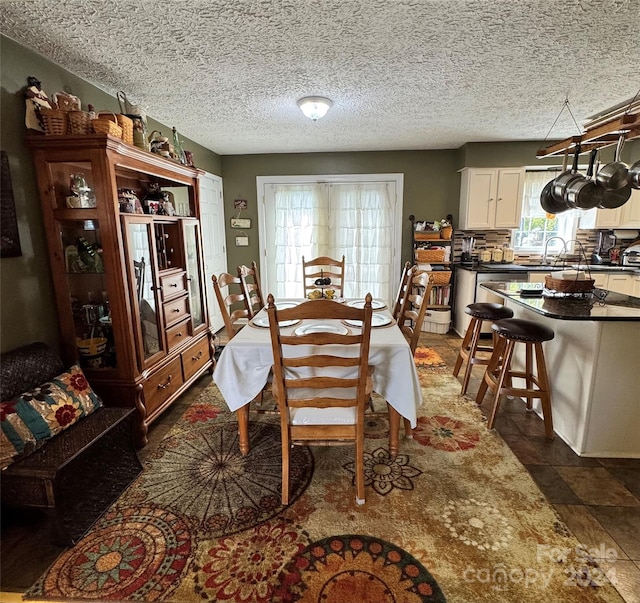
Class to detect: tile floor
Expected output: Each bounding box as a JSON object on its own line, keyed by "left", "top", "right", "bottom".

{"left": 1, "top": 330, "right": 639, "bottom": 602}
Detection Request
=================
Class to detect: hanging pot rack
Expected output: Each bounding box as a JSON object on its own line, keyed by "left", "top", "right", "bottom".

{"left": 537, "top": 99, "right": 640, "bottom": 158}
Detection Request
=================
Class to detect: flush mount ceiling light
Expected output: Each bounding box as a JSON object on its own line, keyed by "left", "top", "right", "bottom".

{"left": 297, "top": 96, "right": 333, "bottom": 121}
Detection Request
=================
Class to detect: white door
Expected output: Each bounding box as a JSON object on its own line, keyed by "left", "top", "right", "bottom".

{"left": 199, "top": 172, "right": 227, "bottom": 333}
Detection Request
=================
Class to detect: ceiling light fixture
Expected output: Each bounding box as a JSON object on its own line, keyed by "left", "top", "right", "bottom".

{"left": 297, "top": 96, "right": 332, "bottom": 121}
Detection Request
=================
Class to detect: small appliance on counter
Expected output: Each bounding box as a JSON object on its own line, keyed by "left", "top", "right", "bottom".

{"left": 622, "top": 241, "right": 640, "bottom": 267}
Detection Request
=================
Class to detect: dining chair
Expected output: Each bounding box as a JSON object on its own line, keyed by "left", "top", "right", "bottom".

{"left": 267, "top": 293, "right": 374, "bottom": 505}
{"left": 237, "top": 261, "right": 264, "bottom": 317}
{"left": 211, "top": 272, "right": 251, "bottom": 341}
{"left": 391, "top": 261, "right": 413, "bottom": 321}
{"left": 302, "top": 255, "right": 345, "bottom": 297}
{"left": 397, "top": 271, "right": 433, "bottom": 355}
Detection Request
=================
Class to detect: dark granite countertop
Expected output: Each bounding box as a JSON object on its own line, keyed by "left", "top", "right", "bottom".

{"left": 457, "top": 263, "right": 640, "bottom": 275}
{"left": 479, "top": 281, "right": 640, "bottom": 321}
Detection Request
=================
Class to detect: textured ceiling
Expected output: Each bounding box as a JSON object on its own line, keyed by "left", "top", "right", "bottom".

{"left": 1, "top": 0, "right": 639, "bottom": 155}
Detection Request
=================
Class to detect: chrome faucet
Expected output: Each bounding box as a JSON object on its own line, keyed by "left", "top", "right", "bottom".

{"left": 542, "top": 236, "right": 566, "bottom": 265}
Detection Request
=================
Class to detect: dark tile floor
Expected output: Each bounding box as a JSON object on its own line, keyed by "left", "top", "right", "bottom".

{"left": 2, "top": 330, "right": 639, "bottom": 602}
{"left": 430, "top": 329, "right": 640, "bottom": 603}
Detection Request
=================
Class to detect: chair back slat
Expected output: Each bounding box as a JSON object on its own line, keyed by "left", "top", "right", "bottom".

{"left": 391, "top": 261, "right": 413, "bottom": 320}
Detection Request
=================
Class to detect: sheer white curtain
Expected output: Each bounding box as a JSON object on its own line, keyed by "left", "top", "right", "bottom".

{"left": 331, "top": 182, "right": 393, "bottom": 299}
{"left": 267, "top": 180, "right": 394, "bottom": 300}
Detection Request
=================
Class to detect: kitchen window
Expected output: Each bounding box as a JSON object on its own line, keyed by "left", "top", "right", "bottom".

{"left": 512, "top": 170, "right": 581, "bottom": 253}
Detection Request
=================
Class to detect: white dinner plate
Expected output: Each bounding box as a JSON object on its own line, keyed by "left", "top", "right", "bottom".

{"left": 346, "top": 299, "right": 386, "bottom": 310}
{"left": 294, "top": 323, "right": 349, "bottom": 336}
{"left": 344, "top": 313, "right": 392, "bottom": 328}
{"left": 251, "top": 316, "right": 300, "bottom": 328}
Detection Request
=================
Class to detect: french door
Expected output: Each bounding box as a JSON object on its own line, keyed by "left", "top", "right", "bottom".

{"left": 257, "top": 174, "right": 403, "bottom": 304}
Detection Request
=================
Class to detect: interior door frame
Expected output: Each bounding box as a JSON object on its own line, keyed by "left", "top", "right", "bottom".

{"left": 257, "top": 173, "right": 404, "bottom": 305}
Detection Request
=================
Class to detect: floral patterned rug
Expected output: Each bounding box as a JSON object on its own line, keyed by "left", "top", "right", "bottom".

{"left": 26, "top": 358, "right": 624, "bottom": 603}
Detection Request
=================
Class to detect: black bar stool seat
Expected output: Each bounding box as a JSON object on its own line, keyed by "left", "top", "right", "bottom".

{"left": 453, "top": 303, "right": 514, "bottom": 395}
{"left": 476, "top": 317, "right": 555, "bottom": 439}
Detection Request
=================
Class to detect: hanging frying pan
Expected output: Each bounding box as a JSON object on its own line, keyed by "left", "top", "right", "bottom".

{"left": 552, "top": 144, "right": 582, "bottom": 203}
{"left": 565, "top": 148, "right": 604, "bottom": 209}
{"left": 596, "top": 135, "right": 629, "bottom": 190}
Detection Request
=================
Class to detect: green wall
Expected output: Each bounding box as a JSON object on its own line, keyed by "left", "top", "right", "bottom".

{"left": 0, "top": 35, "right": 221, "bottom": 353}
{"left": 221, "top": 150, "right": 460, "bottom": 273}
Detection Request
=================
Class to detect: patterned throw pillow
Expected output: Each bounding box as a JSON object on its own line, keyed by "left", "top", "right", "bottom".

{"left": 0, "top": 363, "right": 103, "bottom": 468}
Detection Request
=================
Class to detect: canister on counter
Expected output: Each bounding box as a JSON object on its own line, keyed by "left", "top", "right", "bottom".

{"left": 491, "top": 247, "right": 503, "bottom": 263}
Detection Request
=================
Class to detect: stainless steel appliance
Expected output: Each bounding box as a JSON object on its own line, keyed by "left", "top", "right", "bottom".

{"left": 622, "top": 242, "right": 640, "bottom": 267}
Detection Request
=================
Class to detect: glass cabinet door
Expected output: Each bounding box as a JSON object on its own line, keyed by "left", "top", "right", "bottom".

{"left": 60, "top": 219, "right": 115, "bottom": 369}
{"left": 183, "top": 220, "right": 206, "bottom": 331}
{"left": 125, "top": 218, "right": 165, "bottom": 365}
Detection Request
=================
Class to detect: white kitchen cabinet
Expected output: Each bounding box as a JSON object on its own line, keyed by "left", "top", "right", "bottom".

{"left": 594, "top": 189, "right": 640, "bottom": 228}
{"left": 459, "top": 167, "right": 525, "bottom": 230}
{"left": 631, "top": 275, "right": 640, "bottom": 298}
{"left": 607, "top": 274, "right": 632, "bottom": 295}
{"left": 591, "top": 273, "right": 609, "bottom": 289}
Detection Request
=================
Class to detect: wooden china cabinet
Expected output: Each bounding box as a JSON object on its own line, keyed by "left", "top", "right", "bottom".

{"left": 27, "top": 133, "right": 214, "bottom": 447}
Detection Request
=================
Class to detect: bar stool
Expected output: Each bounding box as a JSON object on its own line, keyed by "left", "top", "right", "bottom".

{"left": 476, "top": 318, "right": 555, "bottom": 439}
{"left": 453, "top": 303, "right": 514, "bottom": 395}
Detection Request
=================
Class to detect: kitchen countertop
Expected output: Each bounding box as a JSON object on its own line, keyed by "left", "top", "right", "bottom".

{"left": 457, "top": 263, "right": 640, "bottom": 275}
{"left": 479, "top": 281, "right": 640, "bottom": 320}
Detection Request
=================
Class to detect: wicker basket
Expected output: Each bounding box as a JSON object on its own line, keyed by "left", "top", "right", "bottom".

{"left": 440, "top": 226, "right": 453, "bottom": 240}
{"left": 68, "top": 110, "right": 91, "bottom": 135}
{"left": 544, "top": 275, "right": 595, "bottom": 293}
{"left": 116, "top": 114, "right": 134, "bottom": 145}
{"left": 416, "top": 248, "right": 446, "bottom": 263}
{"left": 427, "top": 271, "right": 452, "bottom": 285}
{"left": 414, "top": 231, "right": 441, "bottom": 241}
{"left": 40, "top": 108, "right": 68, "bottom": 135}
{"left": 92, "top": 112, "right": 123, "bottom": 138}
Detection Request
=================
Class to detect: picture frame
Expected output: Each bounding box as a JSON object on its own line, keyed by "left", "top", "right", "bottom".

{"left": 235, "top": 235, "right": 249, "bottom": 247}
{"left": 231, "top": 218, "right": 251, "bottom": 229}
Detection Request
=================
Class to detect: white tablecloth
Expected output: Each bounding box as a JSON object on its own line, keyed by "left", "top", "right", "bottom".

{"left": 213, "top": 303, "right": 423, "bottom": 427}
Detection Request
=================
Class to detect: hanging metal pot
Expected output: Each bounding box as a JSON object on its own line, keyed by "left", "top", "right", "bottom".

{"left": 629, "top": 159, "right": 640, "bottom": 189}
{"left": 552, "top": 144, "right": 582, "bottom": 203}
{"left": 565, "top": 149, "right": 604, "bottom": 209}
{"left": 598, "top": 182, "right": 632, "bottom": 209}
{"left": 596, "top": 135, "right": 629, "bottom": 190}
{"left": 540, "top": 178, "right": 570, "bottom": 214}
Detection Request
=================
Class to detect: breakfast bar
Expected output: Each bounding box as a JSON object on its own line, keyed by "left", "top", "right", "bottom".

{"left": 479, "top": 282, "right": 640, "bottom": 458}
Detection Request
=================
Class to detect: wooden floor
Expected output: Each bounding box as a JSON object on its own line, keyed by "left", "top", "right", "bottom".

{"left": 2, "top": 330, "right": 639, "bottom": 603}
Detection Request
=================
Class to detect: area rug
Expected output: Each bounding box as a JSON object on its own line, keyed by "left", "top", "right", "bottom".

{"left": 26, "top": 355, "right": 624, "bottom": 603}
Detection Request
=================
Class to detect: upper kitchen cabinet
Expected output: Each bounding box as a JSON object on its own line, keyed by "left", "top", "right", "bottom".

{"left": 592, "top": 189, "right": 640, "bottom": 229}
{"left": 27, "top": 133, "right": 214, "bottom": 447}
{"left": 459, "top": 167, "right": 525, "bottom": 229}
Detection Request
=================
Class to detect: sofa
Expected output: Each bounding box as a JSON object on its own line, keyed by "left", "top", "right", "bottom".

{"left": 0, "top": 342, "right": 142, "bottom": 545}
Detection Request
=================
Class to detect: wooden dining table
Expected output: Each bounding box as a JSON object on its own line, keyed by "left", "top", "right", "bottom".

{"left": 213, "top": 299, "right": 423, "bottom": 457}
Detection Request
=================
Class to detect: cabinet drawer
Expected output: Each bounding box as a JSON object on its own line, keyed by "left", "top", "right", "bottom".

{"left": 166, "top": 318, "right": 191, "bottom": 352}
{"left": 160, "top": 271, "right": 187, "bottom": 301}
{"left": 143, "top": 357, "right": 184, "bottom": 415}
{"left": 163, "top": 296, "right": 189, "bottom": 327}
{"left": 181, "top": 337, "right": 211, "bottom": 382}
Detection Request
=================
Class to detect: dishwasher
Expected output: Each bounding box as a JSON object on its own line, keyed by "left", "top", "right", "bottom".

{"left": 454, "top": 266, "right": 530, "bottom": 336}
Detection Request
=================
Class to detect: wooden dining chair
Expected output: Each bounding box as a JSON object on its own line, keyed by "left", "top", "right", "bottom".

{"left": 267, "top": 293, "right": 373, "bottom": 505}
{"left": 302, "top": 255, "right": 345, "bottom": 297}
{"left": 397, "top": 270, "right": 433, "bottom": 355}
{"left": 211, "top": 272, "right": 251, "bottom": 341}
{"left": 237, "top": 261, "right": 264, "bottom": 317}
{"left": 393, "top": 270, "right": 432, "bottom": 439}
{"left": 391, "top": 261, "right": 413, "bottom": 321}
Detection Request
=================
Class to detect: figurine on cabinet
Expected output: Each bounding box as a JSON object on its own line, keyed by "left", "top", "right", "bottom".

{"left": 24, "top": 76, "right": 52, "bottom": 132}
